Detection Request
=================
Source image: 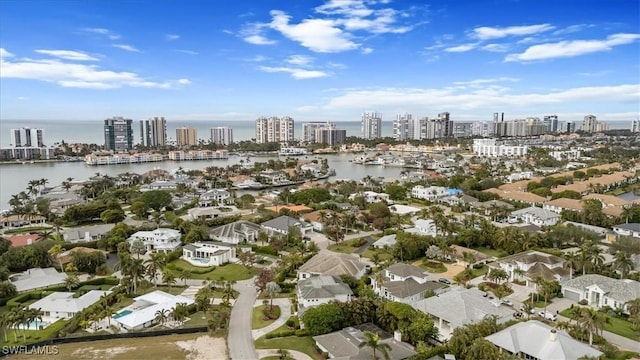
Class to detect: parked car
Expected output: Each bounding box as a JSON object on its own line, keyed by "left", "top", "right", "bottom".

{"left": 520, "top": 304, "right": 535, "bottom": 314}
{"left": 438, "top": 278, "right": 452, "bottom": 285}
{"left": 538, "top": 311, "right": 557, "bottom": 321}
{"left": 501, "top": 299, "right": 513, "bottom": 306}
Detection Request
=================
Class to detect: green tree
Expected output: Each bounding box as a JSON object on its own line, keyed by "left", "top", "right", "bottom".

{"left": 302, "top": 303, "right": 344, "bottom": 335}
{"left": 140, "top": 190, "right": 172, "bottom": 211}
{"left": 466, "top": 338, "right": 501, "bottom": 360}
{"left": 130, "top": 200, "right": 149, "bottom": 219}
{"left": 359, "top": 331, "right": 392, "bottom": 360}
{"left": 577, "top": 307, "right": 609, "bottom": 346}
{"left": 64, "top": 274, "right": 80, "bottom": 291}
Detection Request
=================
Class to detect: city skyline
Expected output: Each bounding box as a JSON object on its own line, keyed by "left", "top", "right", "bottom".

{"left": 0, "top": 0, "right": 639, "bottom": 122}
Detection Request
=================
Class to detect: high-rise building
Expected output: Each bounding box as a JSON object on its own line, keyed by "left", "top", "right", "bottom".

{"left": 315, "top": 128, "right": 347, "bottom": 146}
{"left": 582, "top": 115, "right": 598, "bottom": 133}
{"left": 543, "top": 115, "right": 559, "bottom": 133}
{"left": 211, "top": 127, "right": 233, "bottom": 146}
{"left": 176, "top": 127, "right": 198, "bottom": 147}
{"left": 302, "top": 122, "right": 334, "bottom": 143}
{"left": 361, "top": 112, "right": 382, "bottom": 139}
{"left": 255, "top": 116, "right": 295, "bottom": 143}
{"left": 140, "top": 116, "right": 167, "bottom": 147}
{"left": 452, "top": 122, "right": 473, "bottom": 138}
{"left": 632, "top": 119, "right": 640, "bottom": 133}
{"left": 10, "top": 127, "right": 45, "bottom": 147}
{"left": 393, "top": 113, "right": 412, "bottom": 141}
{"left": 104, "top": 116, "right": 134, "bottom": 151}
{"left": 423, "top": 113, "right": 454, "bottom": 139}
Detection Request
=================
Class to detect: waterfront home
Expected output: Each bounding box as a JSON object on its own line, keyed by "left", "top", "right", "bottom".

{"left": 182, "top": 242, "right": 237, "bottom": 266}
{"left": 0, "top": 214, "right": 46, "bottom": 229}
{"left": 313, "top": 325, "right": 417, "bottom": 360}
{"left": 412, "top": 287, "right": 512, "bottom": 340}
{"left": 209, "top": 220, "right": 261, "bottom": 244}
{"left": 298, "top": 253, "right": 366, "bottom": 280}
{"left": 612, "top": 223, "right": 640, "bottom": 238}
{"left": 261, "top": 215, "right": 313, "bottom": 236}
{"left": 140, "top": 180, "right": 178, "bottom": 192}
{"left": 561, "top": 274, "right": 640, "bottom": 314}
{"left": 62, "top": 223, "right": 115, "bottom": 243}
{"left": 9, "top": 268, "right": 67, "bottom": 293}
{"left": 296, "top": 276, "right": 352, "bottom": 313}
{"left": 280, "top": 147, "right": 308, "bottom": 156}
{"left": 257, "top": 170, "right": 288, "bottom": 185}
{"left": 299, "top": 163, "right": 323, "bottom": 176}
{"left": 490, "top": 250, "right": 570, "bottom": 287}
{"left": 113, "top": 290, "right": 194, "bottom": 331}
{"left": 5, "top": 233, "right": 42, "bottom": 247}
{"left": 127, "top": 228, "right": 181, "bottom": 253}
{"left": 29, "top": 290, "right": 111, "bottom": 322}
{"left": 198, "top": 189, "right": 233, "bottom": 207}
{"left": 485, "top": 321, "right": 602, "bottom": 360}
{"left": 372, "top": 263, "right": 445, "bottom": 304}
{"left": 410, "top": 185, "right": 450, "bottom": 201}
{"left": 168, "top": 149, "right": 228, "bottom": 161}
{"left": 405, "top": 219, "right": 438, "bottom": 237}
{"left": 509, "top": 206, "right": 561, "bottom": 227}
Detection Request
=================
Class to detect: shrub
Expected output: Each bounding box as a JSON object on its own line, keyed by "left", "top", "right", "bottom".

{"left": 295, "top": 329, "right": 309, "bottom": 337}
{"left": 286, "top": 319, "right": 295, "bottom": 327}
{"left": 579, "top": 299, "right": 588, "bottom": 305}
{"left": 252, "top": 245, "right": 278, "bottom": 256}
{"left": 352, "top": 238, "right": 368, "bottom": 247}
{"left": 265, "top": 330, "right": 296, "bottom": 339}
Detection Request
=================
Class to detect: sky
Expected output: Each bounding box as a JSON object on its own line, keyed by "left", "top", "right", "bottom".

{"left": 0, "top": 0, "right": 639, "bottom": 123}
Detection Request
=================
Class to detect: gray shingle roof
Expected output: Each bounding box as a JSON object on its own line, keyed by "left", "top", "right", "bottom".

{"left": 299, "top": 253, "right": 366, "bottom": 278}
{"left": 386, "top": 263, "right": 427, "bottom": 278}
{"left": 383, "top": 279, "right": 444, "bottom": 299}
{"left": 313, "top": 325, "right": 417, "bottom": 360}
{"left": 613, "top": 223, "right": 640, "bottom": 232}
{"left": 261, "top": 215, "right": 302, "bottom": 232}
{"left": 209, "top": 220, "right": 261, "bottom": 242}
{"left": 297, "top": 276, "right": 352, "bottom": 300}
{"left": 511, "top": 206, "right": 560, "bottom": 221}
{"left": 561, "top": 274, "right": 640, "bottom": 304}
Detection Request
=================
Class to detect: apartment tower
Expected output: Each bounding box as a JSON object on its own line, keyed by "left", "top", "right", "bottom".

{"left": 176, "top": 127, "right": 198, "bottom": 147}
{"left": 104, "top": 116, "right": 134, "bottom": 151}
{"left": 211, "top": 127, "right": 234, "bottom": 146}
{"left": 10, "top": 127, "right": 45, "bottom": 147}
{"left": 140, "top": 116, "right": 167, "bottom": 147}
{"left": 361, "top": 112, "right": 382, "bottom": 140}
{"left": 255, "top": 116, "right": 295, "bottom": 143}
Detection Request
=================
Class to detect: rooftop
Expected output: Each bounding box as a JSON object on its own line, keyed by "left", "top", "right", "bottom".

{"left": 9, "top": 267, "right": 67, "bottom": 292}
{"left": 261, "top": 215, "right": 305, "bottom": 232}
{"left": 29, "top": 290, "right": 111, "bottom": 314}
{"left": 297, "top": 275, "right": 353, "bottom": 300}
{"left": 313, "top": 324, "right": 416, "bottom": 360}
{"left": 561, "top": 274, "right": 640, "bottom": 304}
{"left": 299, "top": 253, "right": 366, "bottom": 278}
{"left": 511, "top": 206, "right": 560, "bottom": 221}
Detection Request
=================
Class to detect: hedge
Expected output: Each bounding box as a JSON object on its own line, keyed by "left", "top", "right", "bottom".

{"left": 265, "top": 330, "right": 296, "bottom": 339}
{"left": 166, "top": 261, "right": 216, "bottom": 275}
{"left": 7, "top": 291, "right": 46, "bottom": 309}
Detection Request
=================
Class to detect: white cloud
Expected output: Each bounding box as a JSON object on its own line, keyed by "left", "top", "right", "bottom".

{"left": 0, "top": 48, "right": 14, "bottom": 59}
{"left": 481, "top": 43, "right": 509, "bottom": 52}
{"left": 453, "top": 77, "right": 519, "bottom": 86}
{"left": 259, "top": 66, "right": 330, "bottom": 79}
{"left": 17, "top": 96, "right": 28, "bottom": 101}
{"left": 361, "top": 47, "right": 374, "bottom": 54}
{"left": 285, "top": 55, "right": 314, "bottom": 67}
{"left": 82, "top": 27, "right": 120, "bottom": 40}
{"left": 241, "top": 23, "right": 277, "bottom": 45}
{"left": 553, "top": 24, "right": 593, "bottom": 35}
{"left": 577, "top": 70, "right": 613, "bottom": 77}
{"left": 244, "top": 35, "right": 277, "bottom": 45}
{"left": 0, "top": 49, "right": 189, "bottom": 89}
{"left": 444, "top": 43, "right": 477, "bottom": 52}
{"left": 166, "top": 34, "right": 180, "bottom": 41}
{"left": 505, "top": 33, "right": 640, "bottom": 62}
{"left": 34, "top": 49, "right": 98, "bottom": 61}
{"left": 471, "top": 24, "right": 555, "bottom": 40}
{"left": 112, "top": 44, "right": 141, "bottom": 52}
{"left": 175, "top": 49, "right": 199, "bottom": 55}
{"left": 243, "top": 55, "right": 268, "bottom": 62}
{"left": 320, "top": 83, "right": 640, "bottom": 112}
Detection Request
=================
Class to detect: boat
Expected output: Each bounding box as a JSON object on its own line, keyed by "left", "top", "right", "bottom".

{"left": 279, "top": 147, "right": 308, "bottom": 156}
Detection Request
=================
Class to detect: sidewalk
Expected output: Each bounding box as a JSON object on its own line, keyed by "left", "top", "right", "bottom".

{"left": 252, "top": 298, "right": 292, "bottom": 340}
{"left": 256, "top": 349, "right": 313, "bottom": 360}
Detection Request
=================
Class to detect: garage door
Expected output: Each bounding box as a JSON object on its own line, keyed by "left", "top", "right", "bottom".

{"left": 564, "top": 289, "right": 581, "bottom": 301}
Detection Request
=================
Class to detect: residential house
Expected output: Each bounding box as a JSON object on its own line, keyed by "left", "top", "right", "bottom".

{"left": 298, "top": 253, "right": 367, "bottom": 280}
{"left": 5, "top": 233, "right": 41, "bottom": 248}
{"left": 113, "top": 290, "right": 194, "bottom": 331}
{"left": 439, "top": 194, "right": 478, "bottom": 207}
{"left": 139, "top": 180, "right": 177, "bottom": 192}
{"left": 302, "top": 210, "right": 338, "bottom": 232}
{"left": 411, "top": 186, "right": 449, "bottom": 201}
{"left": 543, "top": 198, "right": 584, "bottom": 214}
{"left": 296, "top": 276, "right": 353, "bottom": 312}
{"left": 389, "top": 205, "right": 421, "bottom": 216}
{"left": 56, "top": 247, "right": 109, "bottom": 266}
{"left": 471, "top": 200, "right": 515, "bottom": 218}
{"left": 491, "top": 250, "right": 571, "bottom": 287}
{"left": 127, "top": 228, "right": 182, "bottom": 253}
{"left": 198, "top": 189, "right": 233, "bottom": 207}
{"left": 372, "top": 234, "right": 397, "bottom": 249}
{"left": 561, "top": 274, "right": 640, "bottom": 314}
{"left": 349, "top": 191, "right": 392, "bottom": 204}
{"left": 209, "top": 220, "right": 261, "bottom": 244}
{"left": 257, "top": 170, "right": 288, "bottom": 185}
{"left": 449, "top": 245, "right": 490, "bottom": 267}
{"left": 182, "top": 242, "right": 237, "bottom": 267}
{"left": 485, "top": 321, "right": 603, "bottom": 360}
{"left": 313, "top": 325, "right": 417, "bottom": 360}
{"left": 405, "top": 219, "right": 437, "bottom": 236}
{"left": 261, "top": 215, "right": 313, "bottom": 236}
{"left": 484, "top": 189, "right": 546, "bottom": 205}
{"left": 412, "top": 287, "right": 512, "bottom": 340}
{"left": 612, "top": 223, "right": 640, "bottom": 238}
{"left": 62, "top": 224, "right": 115, "bottom": 243}
{"left": 29, "top": 290, "right": 111, "bottom": 321}
{"left": 509, "top": 206, "right": 561, "bottom": 227}
{"left": 505, "top": 171, "right": 533, "bottom": 183}
{"left": 373, "top": 263, "right": 446, "bottom": 303}
{"left": 0, "top": 214, "right": 46, "bottom": 229}
{"left": 186, "top": 206, "right": 241, "bottom": 221}
{"left": 9, "top": 268, "right": 67, "bottom": 293}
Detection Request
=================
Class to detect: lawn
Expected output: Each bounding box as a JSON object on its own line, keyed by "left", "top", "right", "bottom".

{"left": 252, "top": 305, "right": 281, "bottom": 329}
{"left": 470, "top": 265, "right": 489, "bottom": 278}
{"left": 561, "top": 309, "right": 640, "bottom": 341}
{"left": 182, "top": 311, "right": 209, "bottom": 327}
{"left": 327, "top": 243, "right": 357, "bottom": 254}
{"left": 420, "top": 260, "right": 447, "bottom": 273}
{"left": 0, "top": 318, "right": 67, "bottom": 347}
{"left": 167, "top": 261, "right": 257, "bottom": 281}
{"left": 255, "top": 336, "right": 323, "bottom": 360}
{"left": 475, "top": 247, "right": 508, "bottom": 258}
{"left": 360, "top": 249, "right": 393, "bottom": 262}
{"left": 3, "top": 226, "right": 52, "bottom": 234}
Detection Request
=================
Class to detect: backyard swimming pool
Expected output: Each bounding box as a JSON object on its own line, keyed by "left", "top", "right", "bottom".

{"left": 26, "top": 320, "right": 51, "bottom": 330}
{"left": 112, "top": 309, "right": 133, "bottom": 319}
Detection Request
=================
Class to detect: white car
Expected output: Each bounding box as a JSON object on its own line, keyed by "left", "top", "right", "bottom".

{"left": 501, "top": 299, "right": 513, "bottom": 306}
{"left": 538, "top": 311, "right": 557, "bottom": 321}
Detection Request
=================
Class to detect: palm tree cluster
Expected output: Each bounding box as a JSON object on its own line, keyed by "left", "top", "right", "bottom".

{"left": 114, "top": 252, "right": 145, "bottom": 295}
{"left": 8, "top": 178, "right": 50, "bottom": 222}
{"left": 564, "top": 306, "right": 610, "bottom": 346}
{"left": 1, "top": 306, "right": 45, "bottom": 343}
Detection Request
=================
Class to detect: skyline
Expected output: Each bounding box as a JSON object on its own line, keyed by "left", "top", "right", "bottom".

{"left": 0, "top": 0, "right": 639, "bottom": 122}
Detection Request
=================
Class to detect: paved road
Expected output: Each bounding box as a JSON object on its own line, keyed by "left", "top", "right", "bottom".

{"left": 228, "top": 278, "right": 258, "bottom": 360}
{"left": 252, "top": 298, "right": 292, "bottom": 340}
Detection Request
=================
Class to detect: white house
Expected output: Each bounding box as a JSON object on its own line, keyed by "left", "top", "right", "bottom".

{"left": 349, "top": 191, "right": 391, "bottom": 204}
{"left": 372, "top": 234, "right": 397, "bottom": 249}
{"left": 505, "top": 171, "right": 533, "bottom": 183}
{"left": 9, "top": 268, "right": 67, "bottom": 293}
{"left": 128, "top": 228, "right": 182, "bottom": 253}
{"left": 63, "top": 224, "right": 115, "bottom": 243}
{"left": 411, "top": 186, "right": 448, "bottom": 201}
{"left": 612, "top": 223, "right": 640, "bottom": 238}
{"left": 258, "top": 170, "right": 288, "bottom": 185}
{"left": 140, "top": 180, "right": 177, "bottom": 192}
{"left": 298, "top": 253, "right": 367, "bottom": 280}
{"left": 405, "top": 219, "right": 437, "bottom": 236}
{"left": 561, "top": 274, "right": 640, "bottom": 314}
{"left": 198, "top": 189, "right": 232, "bottom": 207}
{"left": 182, "top": 242, "right": 237, "bottom": 267}
{"left": 492, "top": 250, "right": 570, "bottom": 287}
{"left": 260, "top": 215, "right": 313, "bottom": 236}
{"left": 373, "top": 263, "right": 445, "bottom": 303}
{"left": 296, "top": 276, "right": 352, "bottom": 313}
{"left": 485, "top": 321, "right": 602, "bottom": 360}
{"left": 29, "top": 290, "right": 111, "bottom": 322}
{"left": 113, "top": 290, "right": 194, "bottom": 331}
{"left": 209, "top": 220, "right": 261, "bottom": 244}
{"left": 389, "top": 204, "right": 420, "bottom": 216}
{"left": 509, "top": 206, "right": 561, "bottom": 227}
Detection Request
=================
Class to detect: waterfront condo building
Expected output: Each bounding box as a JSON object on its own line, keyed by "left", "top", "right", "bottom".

{"left": 315, "top": 128, "right": 347, "bottom": 146}
{"left": 543, "top": 115, "right": 559, "bottom": 133}
{"left": 10, "top": 127, "right": 45, "bottom": 147}
{"left": 302, "top": 122, "right": 334, "bottom": 143}
{"left": 255, "top": 116, "right": 294, "bottom": 143}
{"left": 104, "top": 116, "right": 134, "bottom": 152}
{"left": 210, "top": 126, "right": 233, "bottom": 146}
{"left": 393, "top": 113, "right": 413, "bottom": 141}
{"left": 140, "top": 116, "right": 167, "bottom": 147}
{"left": 361, "top": 112, "right": 382, "bottom": 139}
{"left": 176, "top": 127, "right": 198, "bottom": 147}
{"left": 582, "top": 114, "right": 609, "bottom": 132}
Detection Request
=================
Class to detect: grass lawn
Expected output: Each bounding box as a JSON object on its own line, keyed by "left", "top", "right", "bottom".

{"left": 476, "top": 247, "right": 508, "bottom": 258}
{"left": 561, "top": 309, "right": 640, "bottom": 341}
{"left": 168, "top": 261, "right": 257, "bottom": 281}
{"left": 420, "top": 260, "right": 447, "bottom": 273}
{"left": 360, "top": 249, "right": 393, "bottom": 262}
{"left": 252, "top": 305, "right": 281, "bottom": 329}
{"left": 327, "top": 243, "right": 357, "bottom": 254}
{"left": 183, "top": 311, "right": 209, "bottom": 327}
{"left": 255, "top": 336, "right": 323, "bottom": 360}
{"left": 0, "top": 318, "right": 67, "bottom": 347}
{"left": 268, "top": 316, "right": 299, "bottom": 333}
{"left": 470, "top": 265, "right": 489, "bottom": 278}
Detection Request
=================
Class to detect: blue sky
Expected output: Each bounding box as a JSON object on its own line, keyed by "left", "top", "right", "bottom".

{"left": 0, "top": 0, "right": 639, "bottom": 122}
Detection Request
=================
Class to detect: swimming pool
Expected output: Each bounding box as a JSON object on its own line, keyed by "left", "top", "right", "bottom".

{"left": 113, "top": 310, "right": 133, "bottom": 319}
{"left": 27, "top": 320, "right": 50, "bottom": 330}
{"left": 192, "top": 257, "right": 210, "bottom": 264}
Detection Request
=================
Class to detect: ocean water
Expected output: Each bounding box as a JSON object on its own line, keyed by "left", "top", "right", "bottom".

{"left": 0, "top": 120, "right": 394, "bottom": 147}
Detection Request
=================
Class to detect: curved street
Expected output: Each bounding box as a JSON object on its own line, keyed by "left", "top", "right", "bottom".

{"left": 228, "top": 278, "right": 258, "bottom": 360}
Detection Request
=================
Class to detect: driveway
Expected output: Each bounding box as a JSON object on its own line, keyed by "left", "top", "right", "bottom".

{"left": 228, "top": 278, "right": 258, "bottom": 360}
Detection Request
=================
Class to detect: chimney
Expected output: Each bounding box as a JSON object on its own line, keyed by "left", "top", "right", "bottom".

{"left": 393, "top": 330, "right": 402, "bottom": 342}
{"left": 550, "top": 329, "right": 557, "bottom": 342}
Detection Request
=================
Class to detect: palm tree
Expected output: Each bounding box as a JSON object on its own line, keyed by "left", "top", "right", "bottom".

{"left": 31, "top": 308, "right": 44, "bottom": 338}
{"left": 612, "top": 251, "right": 634, "bottom": 279}
{"left": 64, "top": 275, "right": 80, "bottom": 291}
{"left": 358, "top": 331, "right": 392, "bottom": 360}
{"left": 179, "top": 269, "right": 191, "bottom": 286}
{"left": 163, "top": 270, "right": 176, "bottom": 290}
{"left": 577, "top": 307, "right": 609, "bottom": 346}
{"left": 0, "top": 313, "right": 9, "bottom": 342}
{"left": 145, "top": 253, "right": 166, "bottom": 287}
{"left": 277, "top": 349, "right": 294, "bottom": 360}
{"left": 222, "top": 280, "right": 237, "bottom": 307}
{"left": 48, "top": 244, "right": 66, "bottom": 273}
{"left": 155, "top": 309, "right": 170, "bottom": 326}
